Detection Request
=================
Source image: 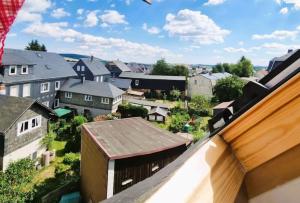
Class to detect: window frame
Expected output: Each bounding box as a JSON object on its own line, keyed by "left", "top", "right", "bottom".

{"left": 135, "top": 79, "right": 139, "bottom": 86}
{"left": 22, "top": 83, "right": 31, "bottom": 97}
{"left": 17, "top": 115, "right": 42, "bottom": 136}
{"left": 81, "top": 66, "right": 85, "bottom": 72}
{"left": 65, "top": 92, "right": 72, "bottom": 99}
{"left": 54, "top": 99, "right": 59, "bottom": 108}
{"left": 55, "top": 81, "right": 60, "bottom": 91}
{"left": 84, "top": 95, "right": 93, "bottom": 102}
{"left": 9, "top": 66, "right": 17, "bottom": 75}
{"left": 21, "top": 65, "right": 29, "bottom": 75}
{"left": 40, "top": 82, "right": 50, "bottom": 93}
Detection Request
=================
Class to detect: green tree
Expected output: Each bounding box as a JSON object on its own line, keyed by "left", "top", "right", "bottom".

{"left": 188, "top": 95, "right": 212, "bottom": 117}
{"left": 169, "top": 113, "right": 190, "bottom": 133}
{"left": 172, "top": 65, "right": 189, "bottom": 76}
{"left": 41, "top": 132, "right": 55, "bottom": 150}
{"left": 213, "top": 76, "right": 246, "bottom": 102}
{"left": 25, "top": 40, "right": 47, "bottom": 52}
{"left": 235, "top": 56, "right": 254, "bottom": 77}
{"left": 151, "top": 59, "right": 171, "bottom": 75}
{"left": 212, "top": 63, "right": 224, "bottom": 73}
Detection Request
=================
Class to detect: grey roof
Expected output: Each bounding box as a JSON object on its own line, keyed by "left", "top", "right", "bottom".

{"left": 0, "top": 95, "right": 53, "bottom": 133}
{"left": 1, "top": 49, "right": 77, "bottom": 83}
{"left": 120, "top": 72, "right": 186, "bottom": 81}
{"left": 81, "top": 58, "right": 110, "bottom": 76}
{"left": 109, "top": 78, "right": 132, "bottom": 90}
{"left": 200, "top": 72, "right": 231, "bottom": 81}
{"left": 267, "top": 50, "right": 298, "bottom": 71}
{"left": 148, "top": 107, "right": 168, "bottom": 117}
{"left": 112, "top": 60, "right": 131, "bottom": 72}
{"left": 60, "top": 78, "right": 124, "bottom": 98}
{"left": 83, "top": 117, "right": 189, "bottom": 159}
{"left": 126, "top": 98, "right": 170, "bottom": 109}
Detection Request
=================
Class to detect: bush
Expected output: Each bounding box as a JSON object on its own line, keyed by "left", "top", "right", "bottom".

{"left": 169, "top": 113, "right": 190, "bottom": 133}
{"left": 118, "top": 104, "right": 148, "bottom": 118}
{"left": 188, "top": 95, "right": 212, "bottom": 117}
{"left": 63, "top": 153, "right": 80, "bottom": 172}
{"left": 55, "top": 163, "right": 70, "bottom": 178}
{"left": 192, "top": 129, "right": 205, "bottom": 143}
{"left": 41, "top": 132, "right": 55, "bottom": 150}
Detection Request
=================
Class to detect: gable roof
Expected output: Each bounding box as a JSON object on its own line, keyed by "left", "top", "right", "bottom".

{"left": 60, "top": 78, "right": 124, "bottom": 98}
{"left": 1, "top": 49, "right": 77, "bottom": 83}
{"left": 109, "top": 78, "right": 132, "bottom": 90}
{"left": 0, "top": 95, "right": 53, "bottom": 133}
{"left": 80, "top": 58, "right": 110, "bottom": 76}
{"left": 148, "top": 107, "right": 168, "bottom": 117}
{"left": 83, "top": 117, "right": 189, "bottom": 160}
{"left": 120, "top": 72, "right": 186, "bottom": 81}
{"left": 111, "top": 60, "right": 131, "bottom": 72}
{"left": 200, "top": 72, "right": 231, "bottom": 81}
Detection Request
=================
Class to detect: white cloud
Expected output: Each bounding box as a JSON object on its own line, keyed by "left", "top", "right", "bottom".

{"left": 238, "top": 41, "right": 244, "bottom": 46}
{"left": 280, "top": 7, "right": 289, "bottom": 14}
{"left": 77, "top": 9, "right": 84, "bottom": 15}
{"left": 204, "top": 0, "right": 226, "bottom": 6}
{"left": 16, "top": 0, "right": 52, "bottom": 23}
{"left": 224, "top": 46, "right": 261, "bottom": 53}
{"left": 22, "top": 22, "right": 179, "bottom": 63}
{"left": 276, "top": 0, "right": 300, "bottom": 10}
{"left": 163, "top": 9, "right": 230, "bottom": 45}
{"left": 99, "top": 10, "right": 128, "bottom": 26}
{"left": 84, "top": 11, "right": 99, "bottom": 27}
{"left": 142, "top": 23, "right": 161, "bottom": 34}
{"left": 252, "top": 30, "right": 298, "bottom": 40}
{"left": 51, "top": 8, "right": 70, "bottom": 19}
{"left": 125, "top": 0, "right": 133, "bottom": 5}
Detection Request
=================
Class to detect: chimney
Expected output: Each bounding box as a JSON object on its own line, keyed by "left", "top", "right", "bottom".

{"left": 81, "top": 75, "right": 85, "bottom": 84}
{"left": 288, "top": 49, "right": 293, "bottom": 53}
{"left": 90, "top": 55, "right": 94, "bottom": 62}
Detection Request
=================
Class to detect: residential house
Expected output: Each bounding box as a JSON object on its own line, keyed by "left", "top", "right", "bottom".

{"left": 0, "top": 49, "right": 77, "bottom": 108}
{"left": 73, "top": 57, "right": 110, "bottom": 82}
{"left": 106, "top": 60, "right": 131, "bottom": 78}
{"left": 0, "top": 95, "right": 53, "bottom": 170}
{"left": 81, "top": 117, "right": 190, "bottom": 202}
{"left": 102, "top": 48, "right": 300, "bottom": 203}
{"left": 125, "top": 62, "right": 153, "bottom": 74}
{"left": 188, "top": 72, "right": 231, "bottom": 98}
{"left": 59, "top": 78, "right": 124, "bottom": 117}
{"left": 147, "top": 107, "right": 168, "bottom": 123}
{"left": 119, "top": 72, "right": 186, "bottom": 92}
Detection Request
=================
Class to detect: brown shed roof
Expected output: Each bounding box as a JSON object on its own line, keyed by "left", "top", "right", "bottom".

{"left": 82, "top": 117, "right": 189, "bottom": 160}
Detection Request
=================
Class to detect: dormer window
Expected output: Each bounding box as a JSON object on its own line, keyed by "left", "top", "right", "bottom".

{"left": 9, "top": 66, "right": 17, "bottom": 75}
{"left": 21, "top": 65, "right": 28, "bottom": 74}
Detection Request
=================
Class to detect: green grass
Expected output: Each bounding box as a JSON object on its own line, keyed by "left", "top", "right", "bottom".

{"left": 50, "top": 140, "right": 67, "bottom": 158}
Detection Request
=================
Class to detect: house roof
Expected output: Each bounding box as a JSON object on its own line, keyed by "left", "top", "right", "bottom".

{"left": 267, "top": 50, "right": 297, "bottom": 72}
{"left": 83, "top": 117, "right": 189, "bottom": 160}
{"left": 200, "top": 72, "right": 231, "bottom": 81}
{"left": 60, "top": 78, "right": 124, "bottom": 98}
{"left": 80, "top": 58, "right": 110, "bottom": 76}
{"left": 126, "top": 98, "right": 170, "bottom": 109}
{"left": 1, "top": 49, "right": 77, "bottom": 83}
{"left": 213, "top": 101, "right": 233, "bottom": 110}
{"left": 0, "top": 95, "right": 53, "bottom": 133}
{"left": 109, "top": 78, "right": 132, "bottom": 90}
{"left": 111, "top": 60, "right": 131, "bottom": 72}
{"left": 120, "top": 72, "right": 186, "bottom": 81}
{"left": 148, "top": 107, "right": 168, "bottom": 117}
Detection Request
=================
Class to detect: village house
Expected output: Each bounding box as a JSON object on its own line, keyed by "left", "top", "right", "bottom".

{"left": 58, "top": 78, "right": 124, "bottom": 117}
{"left": 147, "top": 107, "right": 168, "bottom": 123}
{"left": 0, "top": 95, "right": 53, "bottom": 171}
{"left": 72, "top": 57, "right": 111, "bottom": 82}
{"left": 80, "top": 117, "right": 190, "bottom": 203}
{"left": 0, "top": 49, "right": 77, "bottom": 108}
{"left": 106, "top": 60, "right": 131, "bottom": 78}
{"left": 119, "top": 72, "right": 186, "bottom": 92}
{"left": 188, "top": 72, "right": 231, "bottom": 98}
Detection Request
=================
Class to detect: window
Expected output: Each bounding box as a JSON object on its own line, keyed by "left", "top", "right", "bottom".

{"left": 55, "top": 81, "right": 60, "bottom": 90}
{"left": 32, "top": 152, "right": 37, "bottom": 160}
{"left": 9, "top": 66, "right": 17, "bottom": 75}
{"left": 81, "top": 66, "right": 85, "bottom": 71}
{"left": 113, "top": 95, "right": 122, "bottom": 104}
{"left": 10, "top": 85, "right": 19, "bottom": 97}
{"left": 65, "top": 92, "right": 72, "bottom": 99}
{"left": 21, "top": 65, "right": 28, "bottom": 74}
{"left": 135, "top": 80, "right": 139, "bottom": 86}
{"left": 152, "top": 165, "right": 160, "bottom": 172}
{"left": 100, "top": 76, "right": 103, "bottom": 82}
{"left": 22, "top": 84, "right": 31, "bottom": 97}
{"left": 77, "top": 65, "right": 80, "bottom": 71}
{"left": 41, "top": 82, "right": 50, "bottom": 93}
{"left": 17, "top": 116, "right": 41, "bottom": 136}
{"left": 121, "top": 179, "right": 133, "bottom": 186}
{"left": 42, "top": 101, "right": 49, "bottom": 107}
{"left": 101, "top": 97, "right": 109, "bottom": 104}
{"left": 54, "top": 99, "right": 59, "bottom": 108}
{"left": 84, "top": 95, "right": 93, "bottom": 101}
{"left": 96, "top": 76, "right": 99, "bottom": 82}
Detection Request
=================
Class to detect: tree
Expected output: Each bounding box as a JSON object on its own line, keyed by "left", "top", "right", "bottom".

{"left": 169, "top": 113, "right": 190, "bottom": 133}
{"left": 212, "top": 63, "right": 224, "bottom": 73}
{"left": 173, "top": 65, "right": 189, "bottom": 76}
{"left": 235, "top": 56, "right": 254, "bottom": 77}
{"left": 170, "top": 89, "right": 181, "bottom": 101}
{"left": 188, "top": 95, "right": 212, "bottom": 117}
{"left": 25, "top": 40, "right": 47, "bottom": 52}
{"left": 213, "top": 76, "right": 246, "bottom": 102}
{"left": 151, "top": 59, "right": 171, "bottom": 75}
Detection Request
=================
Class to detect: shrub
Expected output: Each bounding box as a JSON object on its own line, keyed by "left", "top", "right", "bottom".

{"left": 55, "top": 163, "right": 70, "bottom": 178}
{"left": 169, "top": 113, "right": 190, "bottom": 133}
{"left": 118, "top": 104, "right": 148, "bottom": 118}
{"left": 188, "top": 95, "right": 212, "bottom": 117}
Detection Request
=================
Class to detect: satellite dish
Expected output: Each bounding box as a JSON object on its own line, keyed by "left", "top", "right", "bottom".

{"left": 143, "top": 0, "right": 152, "bottom": 4}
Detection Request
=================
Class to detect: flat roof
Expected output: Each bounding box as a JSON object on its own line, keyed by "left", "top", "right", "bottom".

{"left": 126, "top": 98, "right": 170, "bottom": 109}
{"left": 83, "top": 117, "right": 189, "bottom": 160}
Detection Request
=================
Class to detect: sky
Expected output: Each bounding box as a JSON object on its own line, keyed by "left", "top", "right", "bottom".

{"left": 5, "top": 0, "right": 300, "bottom": 66}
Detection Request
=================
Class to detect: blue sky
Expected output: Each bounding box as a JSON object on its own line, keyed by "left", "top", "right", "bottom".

{"left": 5, "top": 0, "right": 300, "bottom": 65}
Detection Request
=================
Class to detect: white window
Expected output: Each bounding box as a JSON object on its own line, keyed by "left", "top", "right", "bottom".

{"left": 10, "top": 85, "right": 19, "bottom": 97}
{"left": 22, "top": 84, "right": 31, "bottom": 97}
{"left": 54, "top": 99, "right": 59, "bottom": 108}
{"left": 9, "top": 66, "right": 17, "bottom": 75}
{"left": 77, "top": 65, "right": 80, "bottom": 71}
{"left": 41, "top": 82, "right": 50, "bottom": 93}
{"left": 96, "top": 76, "right": 99, "bottom": 82}
{"left": 101, "top": 97, "right": 110, "bottom": 104}
{"left": 65, "top": 92, "right": 72, "bottom": 99}
{"left": 55, "top": 81, "right": 60, "bottom": 90}
{"left": 100, "top": 76, "right": 103, "bottom": 82}
{"left": 21, "top": 65, "right": 28, "bottom": 74}
{"left": 84, "top": 95, "right": 93, "bottom": 101}
{"left": 42, "top": 101, "right": 49, "bottom": 107}
{"left": 135, "top": 80, "right": 139, "bottom": 86}
{"left": 81, "top": 66, "right": 85, "bottom": 71}
{"left": 113, "top": 95, "right": 122, "bottom": 104}
{"left": 17, "top": 116, "right": 41, "bottom": 136}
